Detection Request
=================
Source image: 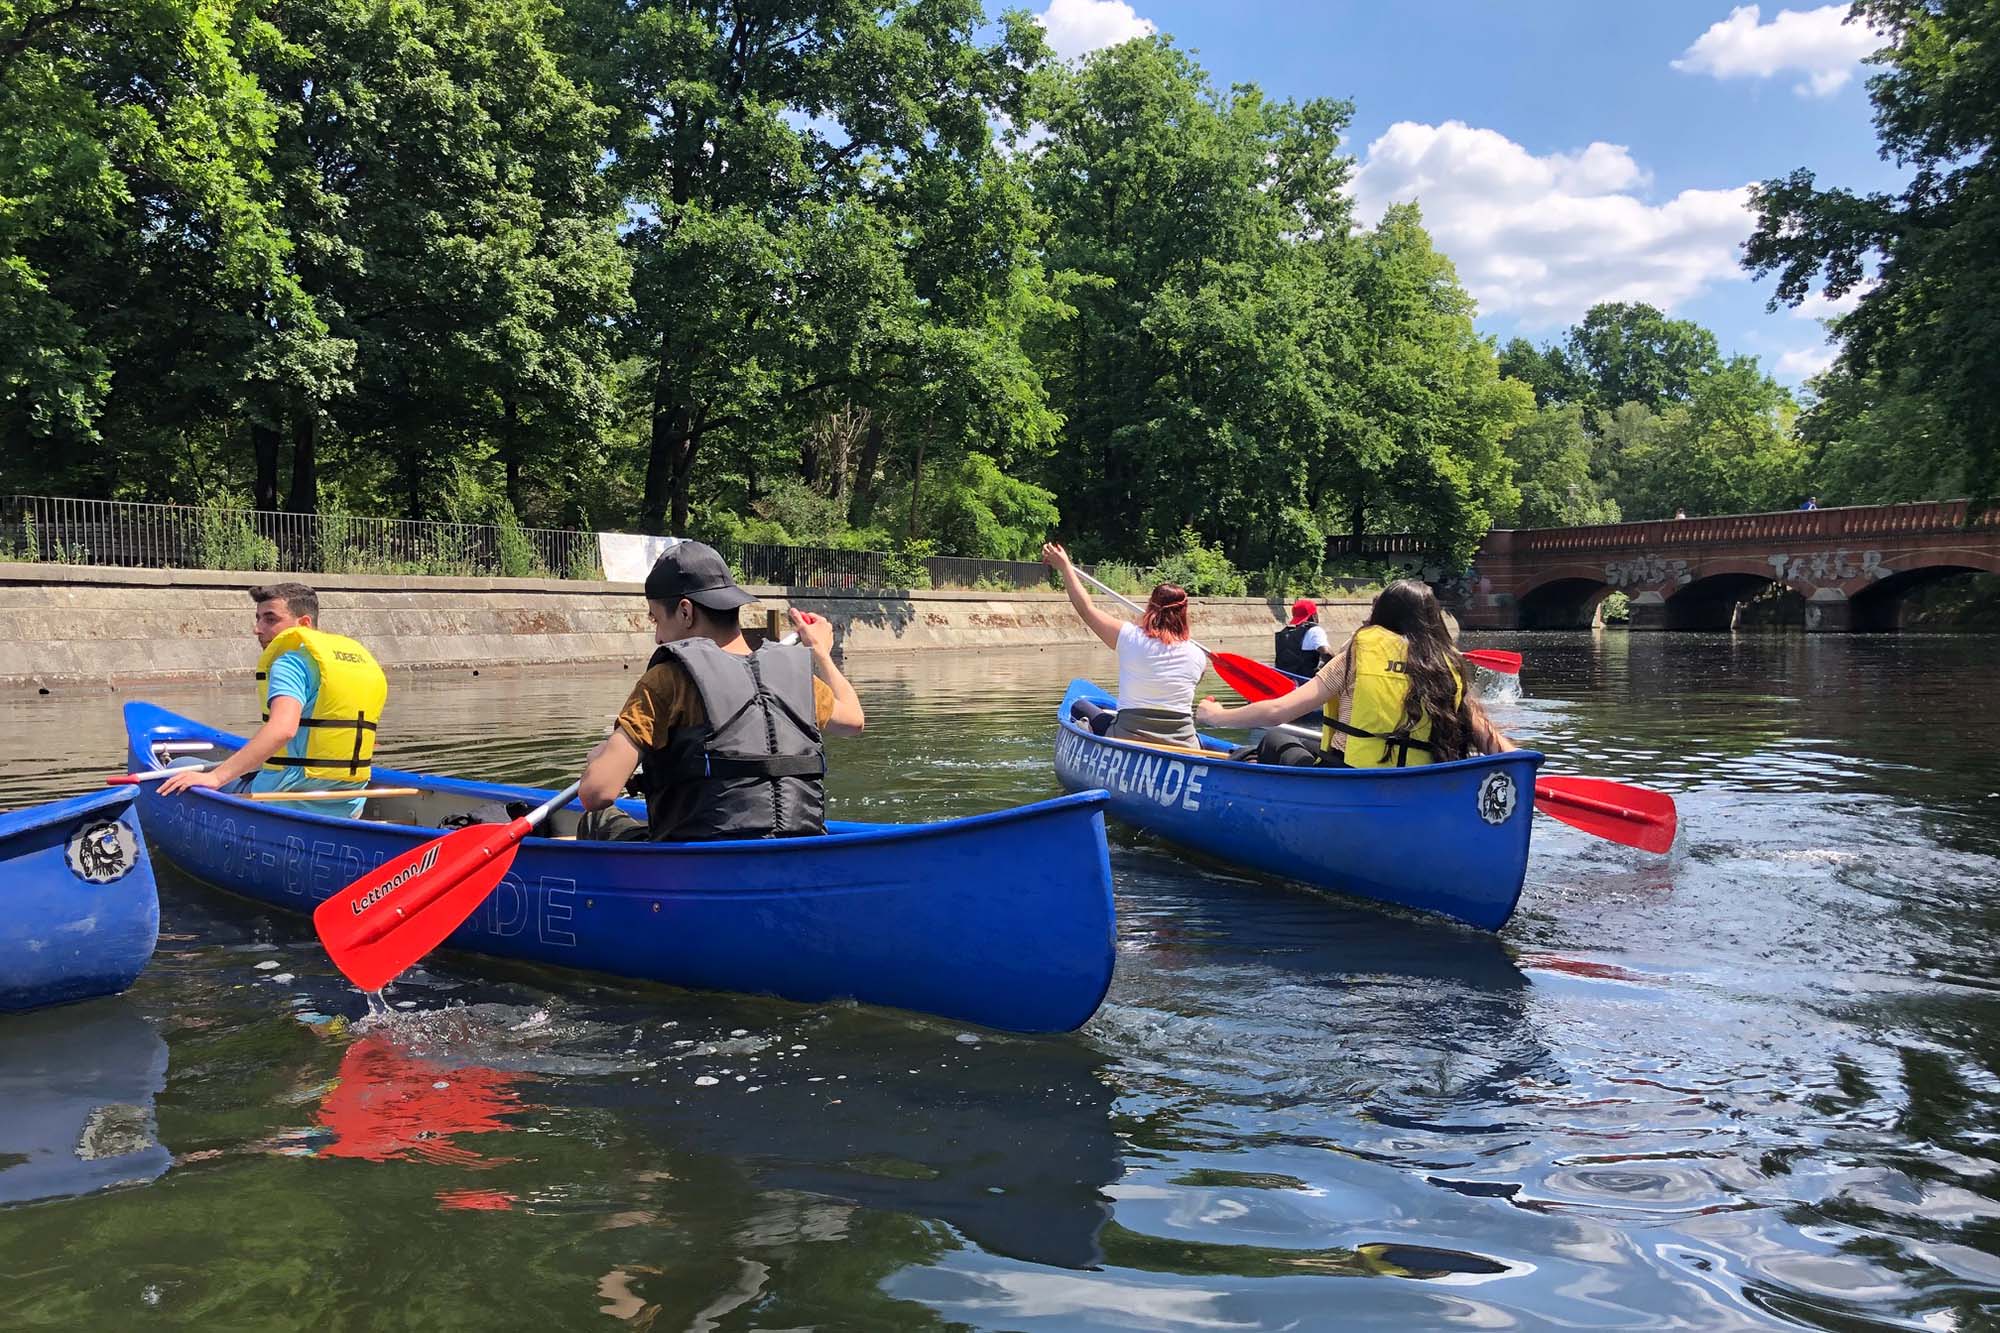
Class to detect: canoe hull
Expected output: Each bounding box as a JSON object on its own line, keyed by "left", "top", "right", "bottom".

{"left": 0, "top": 789, "right": 160, "bottom": 1012}
{"left": 1053, "top": 680, "right": 1540, "bottom": 930}
{"left": 125, "top": 702, "right": 1116, "bottom": 1033}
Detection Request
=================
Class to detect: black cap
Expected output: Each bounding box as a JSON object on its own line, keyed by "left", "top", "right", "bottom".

{"left": 643, "top": 541, "right": 755, "bottom": 610}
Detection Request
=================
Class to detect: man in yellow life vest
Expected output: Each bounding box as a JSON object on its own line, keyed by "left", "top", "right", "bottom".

{"left": 157, "top": 583, "right": 389, "bottom": 816}
{"left": 1196, "top": 580, "right": 1515, "bottom": 767}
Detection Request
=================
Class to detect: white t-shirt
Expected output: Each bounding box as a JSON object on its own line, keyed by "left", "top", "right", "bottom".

{"left": 1300, "top": 624, "right": 1327, "bottom": 655}
{"left": 1115, "top": 621, "right": 1207, "bottom": 713}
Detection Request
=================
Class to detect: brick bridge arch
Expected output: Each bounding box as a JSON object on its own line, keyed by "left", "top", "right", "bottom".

{"left": 1445, "top": 501, "right": 2000, "bottom": 633}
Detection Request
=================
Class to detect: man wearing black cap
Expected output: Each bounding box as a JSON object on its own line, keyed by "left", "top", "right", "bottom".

{"left": 575, "top": 540, "right": 864, "bottom": 841}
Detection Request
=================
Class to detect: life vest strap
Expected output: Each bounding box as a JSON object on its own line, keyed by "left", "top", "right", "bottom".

{"left": 258, "top": 754, "right": 368, "bottom": 773}
{"left": 1325, "top": 718, "right": 1434, "bottom": 768}
{"left": 697, "top": 751, "right": 828, "bottom": 780}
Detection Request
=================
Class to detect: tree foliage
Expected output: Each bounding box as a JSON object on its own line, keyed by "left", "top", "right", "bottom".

{"left": 1744, "top": 0, "right": 2000, "bottom": 499}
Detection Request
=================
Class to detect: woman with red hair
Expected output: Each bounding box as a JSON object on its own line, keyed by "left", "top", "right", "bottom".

{"left": 1044, "top": 542, "right": 1206, "bottom": 747}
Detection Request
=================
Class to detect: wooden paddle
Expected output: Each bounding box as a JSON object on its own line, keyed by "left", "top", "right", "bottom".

{"left": 243, "top": 787, "right": 420, "bottom": 803}
{"left": 313, "top": 781, "right": 581, "bottom": 992}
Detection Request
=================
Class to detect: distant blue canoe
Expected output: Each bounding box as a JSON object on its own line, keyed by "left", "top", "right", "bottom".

{"left": 1053, "top": 680, "right": 1543, "bottom": 930}
{"left": 0, "top": 788, "right": 160, "bottom": 1012}
{"left": 125, "top": 701, "right": 1116, "bottom": 1033}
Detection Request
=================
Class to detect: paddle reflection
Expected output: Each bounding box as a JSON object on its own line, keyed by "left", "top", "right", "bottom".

{"left": 316, "top": 1033, "right": 532, "bottom": 1168}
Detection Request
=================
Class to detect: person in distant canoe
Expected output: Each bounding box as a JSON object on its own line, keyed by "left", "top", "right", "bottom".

{"left": 1043, "top": 541, "right": 1206, "bottom": 749}
{"left": 157, "top": 583, "right": 389, "bottom": 816}
{"left": 1273, "top": 597, "right": 1329, "bottom": 676}
{"left": 575, "top": 541, "right": 864, "bottom": 841}
{"left": 1196, "top": 580, "right": 1515, "bottom": 768}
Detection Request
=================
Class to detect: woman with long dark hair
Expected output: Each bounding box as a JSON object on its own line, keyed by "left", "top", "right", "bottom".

{"left": 1196, "top": 580, "right": 1514, "bottom": 766}
{"left": 1044, "top": 542, "right": 1207, "bottom": 747}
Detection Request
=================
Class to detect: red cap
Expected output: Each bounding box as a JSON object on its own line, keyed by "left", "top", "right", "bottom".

{"left": 1289, "top": 598, "right": 1317, "bottom": 625}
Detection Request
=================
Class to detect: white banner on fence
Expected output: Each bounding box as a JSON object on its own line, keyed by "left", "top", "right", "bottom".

{"left": 597, "top": 532, "right": 681, "bottom": 585}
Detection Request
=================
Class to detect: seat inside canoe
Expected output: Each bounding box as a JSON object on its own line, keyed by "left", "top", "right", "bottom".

{"left": 141, "top": 739, "right": 593, "bottom": 837}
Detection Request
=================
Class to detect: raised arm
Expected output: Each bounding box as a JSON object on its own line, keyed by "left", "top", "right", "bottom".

{"left": 791, "top": 609, "right": 864, "bottom": 736}
{"left": 1042, "top": 542, "right": 1123, "bottom": 651}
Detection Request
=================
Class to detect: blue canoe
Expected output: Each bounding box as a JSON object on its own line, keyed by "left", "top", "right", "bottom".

{"left": 1053, "top": 679, "right": 1543, "bottom": 930}
{"left": 124, "top": 701, "right": 1116, "bottom": 1033}
{"left": 0, "top": 787, "right": 160, "bottom": 1012}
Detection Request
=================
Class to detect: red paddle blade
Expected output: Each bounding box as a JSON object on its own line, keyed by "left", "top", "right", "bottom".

{"left": 1209, "top": 650, "right": 1299, "bottom": 703}
{"left": 313, "top": 819, "right": 530, "bottom": 992}
{"left": 1462, "top": 649, "right": 1523, "bottom": 675}
{"left": 1534, "top": 776, "right": 1677, "bottom": 854}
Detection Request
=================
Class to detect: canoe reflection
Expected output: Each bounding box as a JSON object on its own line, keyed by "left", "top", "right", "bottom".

{"left": 588, "top": 1028, "right": 1122, "bottom": 1271}
{"left": 0, "top": 998, "right": 170, "bottom": 1205}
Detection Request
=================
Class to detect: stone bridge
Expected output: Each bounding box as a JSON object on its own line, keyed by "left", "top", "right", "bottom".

{"left": 1447, "top": 500, "right": 2000, "bottom": 632}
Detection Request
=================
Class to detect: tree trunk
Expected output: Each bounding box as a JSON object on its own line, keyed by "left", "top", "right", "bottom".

{"left": 285, "top": 410, "right": 316, "bottom": 514}
{"left": 905, "top": 436, "right": 926, "bottom": 540}
{"left": 641, "top": 332, "right": 692, "bottom": 535}
{"left": 848, "top": 419, "right": 883, "bottom": 527}
{"left": 670, "top": 424, "right": 697, "bottom": 537}
{"left": 502, "top": 396, "right": 522, "bottom": 515}
{"left": 251, "top": 422, "right": 281, "bottom": 511}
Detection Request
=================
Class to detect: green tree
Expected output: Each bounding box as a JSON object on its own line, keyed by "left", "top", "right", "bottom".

{"left": 1501, "top": 403, "right": 1621, "bottom": 528}
{"left": 1744, "top": 0, "right": 2000, "bottom": 498}
{"left": 1562, "top": 301, "right": 1722, "bottom": 410}
{"left": 1325, "top": 204, "right": 1531, "bottom": 566}
{"left": 1615, "top": 358, "right": 1803, "bottom": 519}
{"left": 0, "top": 0, "right": 318, "bottom": 497}
{"left": 564, "top": 0, "right": 1052, "bottom": 535}
{"left": 1027, "top": 37, "right": 1358, "bottom": 566}
{"left": 1796, "top": 362, "right": 1960, "bottom": 505}
{"left": 1497, "top": 336, "right": 1588, "bottom": 408}
{"left": 253, "top": 0, "right": 629, "bottom": 517}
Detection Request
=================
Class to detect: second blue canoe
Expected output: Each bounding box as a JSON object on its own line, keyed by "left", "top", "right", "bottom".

{"left": 1053, "top": 679, "right": 1543, "bottom": 930}
{"left": 126, "top": 700, "right": 1116, "bottom": 1033}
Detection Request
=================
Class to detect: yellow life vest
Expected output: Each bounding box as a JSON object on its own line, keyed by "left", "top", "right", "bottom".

{"left": 255, "top": 626, "right": 389, "bottom": 782}
{"left": 1322, "top": 625, "right": 1464, "bottom": 768}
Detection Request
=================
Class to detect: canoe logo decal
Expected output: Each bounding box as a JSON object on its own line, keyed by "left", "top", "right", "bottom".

{"left": 67, "top": 819, "right": 136, "bottom": 884}
{"left": 352, "top": 846, "right": 438, "bottom": 915}
{"left": 1476, "top": 772, "right": 1517, "bottom": 826}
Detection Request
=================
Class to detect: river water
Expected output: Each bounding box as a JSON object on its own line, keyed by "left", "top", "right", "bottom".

{"left": 1, "top": 632, "right": 1997, "bottom": 1330}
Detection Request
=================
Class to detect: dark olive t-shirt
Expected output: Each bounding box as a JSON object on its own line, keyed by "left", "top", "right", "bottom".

{"left": 614, "top": 658, "right": 835, "bottom": 749}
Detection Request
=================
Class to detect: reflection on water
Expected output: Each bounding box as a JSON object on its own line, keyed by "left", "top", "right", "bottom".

{"left": 1, "top": 633, "right": 1998, "bottom": 1329}
{"left": 0, "top": 999, "right": 169, "bottom": 1206}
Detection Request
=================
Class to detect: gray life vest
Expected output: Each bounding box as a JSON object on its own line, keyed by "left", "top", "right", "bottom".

{"left": 639, "top": 639, "right": 826, "bottom": 841}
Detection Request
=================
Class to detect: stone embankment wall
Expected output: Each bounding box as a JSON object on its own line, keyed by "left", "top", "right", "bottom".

{"left": 0, "top": 564, "right": 1374, "bottom": 691}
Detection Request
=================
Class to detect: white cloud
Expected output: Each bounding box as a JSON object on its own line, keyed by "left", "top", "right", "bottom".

{"left": 1672, "top": 5, "right": 1884, "bottom": 98}
{"left": 1348, "top": 120, "right": 1756, "bottom": 328}
{"left": 1037, "top": 0, "right": 1155, "bottom": 62}
{"left": 1790, "top": 283, "right": 1868, "bottom": 320}
{"left": 1777, "top": 343, "right": 1838, "bottom": 378}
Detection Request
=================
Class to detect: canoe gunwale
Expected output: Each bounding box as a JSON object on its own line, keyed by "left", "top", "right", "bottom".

{"left": 0, "top": 787, "right": 138, "bottom": 843}
{"left": 1055, "top": 679, "right": 1545, "bottom": 780}
{"left": 125, "top": 700, "right": 1109, "bottom": 853}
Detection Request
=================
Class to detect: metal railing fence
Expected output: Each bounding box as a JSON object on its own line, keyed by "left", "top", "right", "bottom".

{"left": 1, "top": 495, "right": 601, "bottom": 580}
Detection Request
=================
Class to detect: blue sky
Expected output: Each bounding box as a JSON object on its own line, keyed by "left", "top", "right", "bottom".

{"left": 1034, "top": 1, "right": 1904, "bottom": 386}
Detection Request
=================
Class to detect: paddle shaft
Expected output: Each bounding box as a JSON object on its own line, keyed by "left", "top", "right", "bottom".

{"left": 244, "top": 787, "right": 420, "bottom": 803}
{"left": 1530, "top": 782, "right": 1654, "bottom": 825}
{"left": 1070, "top": 566, "right": 1220, "bottom": 657}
